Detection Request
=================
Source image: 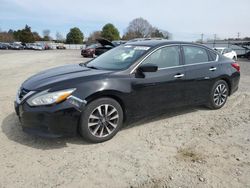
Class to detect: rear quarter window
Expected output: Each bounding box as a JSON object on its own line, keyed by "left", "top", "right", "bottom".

{"left": 208, "top": 50, "right": 218, "bottom": 61}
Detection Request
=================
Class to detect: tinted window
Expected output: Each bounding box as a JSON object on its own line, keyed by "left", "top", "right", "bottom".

{"left": 183, "top": 46, "right": 209, "bottom": 64}
{"left": 142, "top": 46, "right": 180, "bottom": 68}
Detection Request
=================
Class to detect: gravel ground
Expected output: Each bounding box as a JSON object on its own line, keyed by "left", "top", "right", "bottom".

{"left": 0, "top": 50, "right": 249, "bottom": 188}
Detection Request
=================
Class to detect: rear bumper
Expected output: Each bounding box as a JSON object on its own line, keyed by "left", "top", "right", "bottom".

{"left": 14, "top": 98, "right": 85, "bottom": 138}
{"left": 230, "top": 72, "right": 240, "bottom": 95}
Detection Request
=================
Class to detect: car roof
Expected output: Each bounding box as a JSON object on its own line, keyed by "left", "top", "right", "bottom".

{"left": 214, "top": 47, "right": 226, "bottom": 49}
{"left": 126, "top": 40, "right": 208, "bottom": 48}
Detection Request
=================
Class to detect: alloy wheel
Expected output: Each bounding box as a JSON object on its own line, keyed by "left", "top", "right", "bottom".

{"left": 88, "top": 104, "right": 119, "bottom": 138}
{"left": 213, "top": 83, "right": 228, "bottom": 106}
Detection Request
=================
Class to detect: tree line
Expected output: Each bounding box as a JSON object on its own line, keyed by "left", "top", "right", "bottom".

{"left": 0, "top": 17, "right": 170, "bottom": 44}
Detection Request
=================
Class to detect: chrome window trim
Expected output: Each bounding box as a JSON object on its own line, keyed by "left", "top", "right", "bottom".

{"left": 130, "top": 43, "right": 219, "bottom": 74}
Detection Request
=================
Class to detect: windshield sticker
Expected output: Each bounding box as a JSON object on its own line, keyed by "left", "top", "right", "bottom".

{"left": 134, "top": 46, "right": 150, "bottom": 51}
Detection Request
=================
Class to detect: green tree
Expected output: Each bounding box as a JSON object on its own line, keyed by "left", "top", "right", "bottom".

{"left": 13, "top": 30, "right": 22, "bottom": 41}
{"left": 19, "top": 25, "right": 35, "bottom": 43}
{"left": 33, "top": 32, "right": 42, "bottom": 41}
{"left": 101, "top": 23, "right": 120, "bottom": 41}
{"left": 66, "top": 27, "right": 84, "bottom": 44}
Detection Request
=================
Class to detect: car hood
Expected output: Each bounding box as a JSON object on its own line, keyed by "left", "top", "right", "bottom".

{"left": 22, "top": 64, "right": 111, "bottom": 91}
{"left": 96, "top": 38, "right": 115, "bottom": 47}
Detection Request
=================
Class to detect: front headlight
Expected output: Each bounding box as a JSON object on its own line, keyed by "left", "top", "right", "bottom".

{"left": 27, "top": 88, "right": 76, "bottom": 106}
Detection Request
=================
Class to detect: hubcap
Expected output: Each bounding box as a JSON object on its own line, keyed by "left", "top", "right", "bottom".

{"left": 213, "top": 83, "right": 228, "bottom": 106}
{"left": 88, "top": 104, "right": 119, "bottom": 138}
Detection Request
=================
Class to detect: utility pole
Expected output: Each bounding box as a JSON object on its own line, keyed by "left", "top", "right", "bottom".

{"left": 201, "top": 33, "right": 204, "bottom": 43}
{"left": 237, "top": 32, "right": 240, "bottom": 40}
{"left": 213, "top": 34, "right": 217, "bottom": 47}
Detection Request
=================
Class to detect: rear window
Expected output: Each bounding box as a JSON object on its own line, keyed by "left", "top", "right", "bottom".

{"left": 183, "top": 46, "right": 209, "bottom": 64}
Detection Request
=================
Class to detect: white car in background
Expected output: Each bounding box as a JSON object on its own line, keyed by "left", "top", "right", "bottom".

{"left": 213, "top": 47, "right": 237, "bottom": 60}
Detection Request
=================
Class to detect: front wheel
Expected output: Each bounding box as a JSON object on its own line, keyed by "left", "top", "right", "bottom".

{"left": 207, "top": 80, "right": 229, "bottom": 109}
{"left": 79, "top": 98, "right": 123, "bottom": 143}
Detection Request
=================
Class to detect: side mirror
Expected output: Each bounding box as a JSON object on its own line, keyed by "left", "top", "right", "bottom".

{"left": 138, "top": 64, "right": 158, "bottom": 73}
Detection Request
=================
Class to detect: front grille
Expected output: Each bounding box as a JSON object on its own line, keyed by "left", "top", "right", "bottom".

{"left": 19, "top": 88, "right": 30, "bottom": 100}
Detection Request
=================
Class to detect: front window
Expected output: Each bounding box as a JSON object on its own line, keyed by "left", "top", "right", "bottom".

{"left": 141, "top": 46, "right": 180, "bottom": 68}
{"left": 86, "top": 45, "right": 150, "bottom": 70}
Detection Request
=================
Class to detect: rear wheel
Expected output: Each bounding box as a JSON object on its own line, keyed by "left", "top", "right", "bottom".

{"left": 79, "top": 97, "right": 123, "bottom": 143}
{"left": 207, "top": 80, "right": 229, "bottom": 109}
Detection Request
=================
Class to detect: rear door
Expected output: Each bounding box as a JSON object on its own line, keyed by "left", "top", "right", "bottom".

{"left": 182, "top": 45, "right": 219, "bottom": 104}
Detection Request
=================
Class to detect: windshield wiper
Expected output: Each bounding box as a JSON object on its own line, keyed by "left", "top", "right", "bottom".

{"left": 79, "top": 63, "right": 99, "bottom": 70}
{"left": 85, "top": 65, "right": 99, "bottom": 70}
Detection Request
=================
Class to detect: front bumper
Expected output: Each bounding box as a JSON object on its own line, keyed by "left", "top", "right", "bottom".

{"left": 14, "top": 96, "right": 85, "bottom": 137}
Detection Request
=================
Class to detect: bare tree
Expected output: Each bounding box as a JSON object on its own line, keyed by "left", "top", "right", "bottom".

{"left": 43, "top": 29, "right": 50, "bottom": 37}
{"left": 43, "top": 29, "right": 51, "bottom": 41}
{"left": 125, "top": 17, "right": 153, "bottom": 38}
{"left": 56, "top": 32, "right": 64, "bottom": 42}
{"left": 0, "top": 32, "right": 15, "bottom": 42}
{"left": 87, "top": 31, "right": 102, "bottom": 44}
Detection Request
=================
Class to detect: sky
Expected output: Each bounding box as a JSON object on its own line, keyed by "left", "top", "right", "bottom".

{"left": 0, "top": 0, "right": 250, "bottom": 41}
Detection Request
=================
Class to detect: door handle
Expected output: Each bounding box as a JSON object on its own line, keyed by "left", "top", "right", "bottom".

{"left": 209, "top": 67, "right": 217, "bottom": 71}
{"left": 174, "top": 73, "right": 184, "bottom": 78}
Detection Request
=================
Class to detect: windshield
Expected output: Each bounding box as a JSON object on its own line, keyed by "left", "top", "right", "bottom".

{"left": 86, "top": 45, "right": 150, "bottom": 70}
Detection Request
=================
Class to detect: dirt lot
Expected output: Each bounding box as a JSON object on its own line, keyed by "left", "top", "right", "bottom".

{"left": 0, "top": 50, "right": 249, "bottom": 188}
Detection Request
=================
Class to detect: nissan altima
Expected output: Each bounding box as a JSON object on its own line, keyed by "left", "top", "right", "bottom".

{"left": 14, "top": 40, "right": 240, "bottom": 142}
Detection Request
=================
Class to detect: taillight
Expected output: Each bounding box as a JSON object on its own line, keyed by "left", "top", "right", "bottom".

{"left": 231, "top": 63, "right": 240, "bottom": 72}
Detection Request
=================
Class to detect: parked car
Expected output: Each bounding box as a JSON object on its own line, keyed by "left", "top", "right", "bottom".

{"left": 82, "top": 39, "right": 125, "bottom": 58}
{"left": 0, "top": 42, "right": 9, "bottom": 49}
{"left": 44, "top": 43, "right": 53, "bottom": 50}
{"left": 94, "top": 38, "right": 124, "bottom": 56}
{"left": 14, "top": 40, "right": 240, "bottom": 143}
{"left": 22, "top": 43, "right": 35, "bottom": 50}
{"left": 81, "top": 43, "right": 101, "bottom": 58}
{"left": 9, "top": 43, "right": 24, "bottom": 50}
{"left": 56, "top": 44, "right": 66, "bottom": 49}
{"left": 213, "top": 47, "right": 237, "bottom": 60}
{"left": 242, "top": 51, "right": 250, "bottom": 60}
{"left": 34, "top": 43, "right": 44, "bottom": 50}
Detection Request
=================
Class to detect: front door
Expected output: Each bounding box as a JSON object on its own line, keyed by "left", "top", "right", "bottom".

{"left": 129, "top": 45, "right": 186, "bottom": 117}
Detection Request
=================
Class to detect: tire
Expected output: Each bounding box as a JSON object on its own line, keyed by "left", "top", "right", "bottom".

{"left": 79, "top": 97, "right": 123, "bottom": 143}
{"left": 207, "top": 80, "right": 229, "bottom": 109}
{"left": 233, "top": 56, "right": 236, "bottom": 60}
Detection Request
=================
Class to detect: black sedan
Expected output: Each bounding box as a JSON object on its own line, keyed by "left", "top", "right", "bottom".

{"left": 15, "top": 40, "right": 240, "bottom": 142}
